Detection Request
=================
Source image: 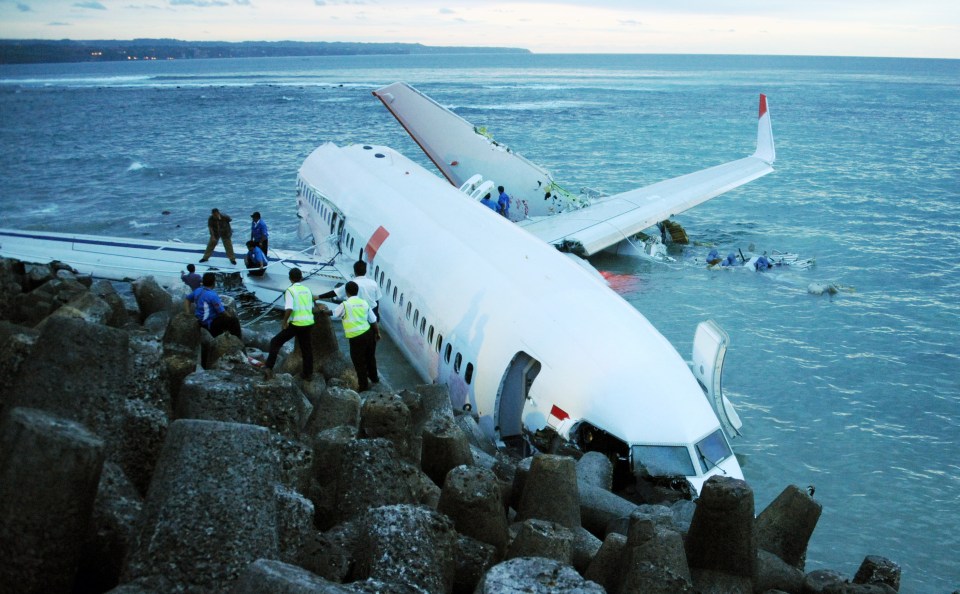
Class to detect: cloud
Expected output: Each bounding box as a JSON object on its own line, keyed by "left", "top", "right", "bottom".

{"left": 619, "top": 19, "right": 642, "bottom": 26}
{"left": 73, "top": 1, "right": 107, "bottom": 9}
{"left": 439, "top": 7, "right": 453, "bottom": 14}
{"left": 314, "top": 0, "right": 325, "bottom": 4}
{"left": 16, "top": 2, "right": 31, "bottom": 11}
{"left": 47, "top": 21, "right": 71, "bottom": 26}
{"left": 169, "top": 0, "right": 229, "bottom": 6}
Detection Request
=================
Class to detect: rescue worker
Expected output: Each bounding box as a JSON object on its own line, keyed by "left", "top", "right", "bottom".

{"left": 480, "top": 193, "right": 497, "bottom": 212}
{"left": 200, "top": 208, "right": 237, "bottom": 264}
{"left": 264, "top": 267, "right": 315, "bottom": 381}
{"left": 497, "top": 185, "right": 511, "bottom": 218}
{"left": 244, "top": 240, "right": 268, "bottom": 277}
{"left": 250, "top": 211, "right": 269, "bottom": 255}
{"left": 181, "top": 263, "right": 202, "bottom": 290}
{"left": 325, "top": 280, "right": 379, "bottom": 392}
{"left": 183, "top": 272, "right": 242, "bottom": 339}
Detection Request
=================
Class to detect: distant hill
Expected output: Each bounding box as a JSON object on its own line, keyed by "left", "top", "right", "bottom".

{"left": 0, "top": 38, "right": 531, "bottom": 65}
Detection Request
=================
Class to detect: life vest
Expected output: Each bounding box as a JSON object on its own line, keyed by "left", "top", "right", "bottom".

{"left": 342, "top": 296, "right": 371, "bottom": 338}
{"left": 287, "top": 284, "right": 315, "bottom": 326}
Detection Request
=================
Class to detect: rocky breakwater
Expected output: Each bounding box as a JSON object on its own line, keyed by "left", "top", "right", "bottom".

{"left": 0, "top": 257, "right": 906, "bottom": 593}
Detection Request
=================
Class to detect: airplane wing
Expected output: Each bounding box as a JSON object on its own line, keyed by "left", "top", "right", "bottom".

{"left": 373, "top": 82, "right": 579, "bottom": 219}
{"left": 520, "top": 95, "right": 776, "bottom": 256}
{"left": 374, "top": 82, "right": 776, "bottom": 256}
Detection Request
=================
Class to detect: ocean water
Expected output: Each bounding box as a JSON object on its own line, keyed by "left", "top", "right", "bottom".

{"left": 1, "top": 54, "right": 958, "bottom": 591}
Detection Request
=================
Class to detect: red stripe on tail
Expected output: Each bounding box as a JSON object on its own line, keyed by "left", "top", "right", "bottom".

{"left": 549, "top": 405, "right": 570, "bottom": 421}
{"left": 759, "top": 94, "right": 768, "bottom": 119}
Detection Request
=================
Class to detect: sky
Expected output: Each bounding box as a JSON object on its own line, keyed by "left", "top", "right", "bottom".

{"left": 0, "top": 0, "right": 957, "bottom": 59}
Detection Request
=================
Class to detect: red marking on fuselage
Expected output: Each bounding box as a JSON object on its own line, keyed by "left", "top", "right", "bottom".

{"left": 365, "top": 226, "right": 390, "bottom": 262}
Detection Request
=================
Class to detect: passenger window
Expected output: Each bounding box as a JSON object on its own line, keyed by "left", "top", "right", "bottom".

{"left": 454, "top": 352, "right": 462, "bottom": 373}
{"left": 465, "top": 363, "right": 474, "bottom": 384}
{"left": 405, "top": 302, "right": 412, "bottom": 320}
{"left": 413, "top": 309, "right": 419, "bottom": 326}
{"left": 436, "top": 334, "right": 443, "bottom": 353}
{"left": 392, "top": 286, "right": 397, "bottom": 303}
{"left": 428, "top": 326, "right": 434, "bottom": 343}
{"left": 444, "top": 343, "right": 452, "bottom": 363}
{"left": 386, "top": 279, "right": 392, "bottom": 295}
{"left": 399, "top": 293, "right": 405, "bottom": 308}
{"left": 420, "top": 318, "right": 426, "bottom": 335}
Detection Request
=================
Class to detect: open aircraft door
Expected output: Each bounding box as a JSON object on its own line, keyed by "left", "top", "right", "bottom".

{"left": 495, "top": 352, "right": 541, "bottom": 443}
{"left": 689, "top": 320, "right": 743, "bottom": 438}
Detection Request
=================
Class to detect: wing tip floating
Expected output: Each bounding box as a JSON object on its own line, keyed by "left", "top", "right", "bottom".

{"left": 754, "top": 93, "right": 776, "bottom": 165}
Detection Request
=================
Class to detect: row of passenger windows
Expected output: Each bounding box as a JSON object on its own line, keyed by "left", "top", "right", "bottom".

{"left": 299, "top": 183, "right": 358, "bottom": 259}
{"left": 300, "top": 180, "right": 477, "bottom": 386}
{"left": 372, "top": 262, "right": 475, "bottom": 385}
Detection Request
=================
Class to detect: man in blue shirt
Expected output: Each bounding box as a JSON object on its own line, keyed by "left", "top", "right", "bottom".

{"left": 480, "top": 193, "right": 497, "bottom": 212}
{"left": 250, "top": 211, "right": 269, "bottom": 255}
{"left": 184, "top": 272, "right": 242, "bottom": 339}
{"left": 497, "top": 185, "right": 511, "bottom": 218}
{"left": 244, "top": 240, "right": 268, "bottom": 277}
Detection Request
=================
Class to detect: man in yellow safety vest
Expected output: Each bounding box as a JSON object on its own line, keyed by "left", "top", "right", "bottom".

{"left": 326, "top": 280, "right": 379, "bottom": 392}
{"left": 264, "top": 267, "right": 315, "bottom": 381}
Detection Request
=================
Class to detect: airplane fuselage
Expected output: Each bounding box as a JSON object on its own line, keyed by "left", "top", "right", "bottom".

{"left": 297, "top": 142, "right": 742, "bottom": 492}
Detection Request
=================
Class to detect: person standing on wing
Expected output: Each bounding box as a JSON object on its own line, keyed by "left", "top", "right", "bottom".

{"left": 250, "top": 211, "right": 269, "bottom": 255}
{"left": 497, "top": 185, "right": 511, "bottom": 219}
{"left": 324, "top": 280, "right": 379, "bottom": 392}
{"left": 264, "top": 268, "right": 315, "bottom": 381}
{"left": 200, "top": 208, "right": 237, "bottom": 265}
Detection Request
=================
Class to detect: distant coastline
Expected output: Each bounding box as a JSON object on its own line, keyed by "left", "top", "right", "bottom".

{"left": 0, "top": 38, "right": 531, "bottom": 65}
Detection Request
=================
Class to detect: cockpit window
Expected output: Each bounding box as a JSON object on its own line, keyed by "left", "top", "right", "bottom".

{"left": 695, "top": 429, "right": 732, "bottom": 473}
{"left": 631, "top": 445, "right": 695, "bottom": 477}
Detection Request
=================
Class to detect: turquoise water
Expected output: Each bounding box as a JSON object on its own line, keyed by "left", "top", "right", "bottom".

{"left": 1, "top": 54, "right": 958, "bottom": 591}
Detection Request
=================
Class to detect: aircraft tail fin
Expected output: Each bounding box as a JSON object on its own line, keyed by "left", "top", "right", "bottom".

{"left": 754, "top": 94, "right": 776, "bottom": 164}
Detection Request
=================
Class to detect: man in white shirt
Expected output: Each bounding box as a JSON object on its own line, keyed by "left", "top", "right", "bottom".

{"left": 318, "top": 260, "right": 382, "bottom": 317}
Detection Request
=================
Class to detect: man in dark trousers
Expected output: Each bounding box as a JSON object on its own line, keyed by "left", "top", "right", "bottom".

{"left": 264, "top": 268, "right": 315, "bottom": 381}
{"left": 327, "top": 280, "right": 379, "bottom": 392}
{"left": 200, "top": 208, "right": 237, "bottom": 264}
{"left": 497, "top": 185, "right": 511, "bottom": 218}
{"left": 183, "top": 272, "right": 242, "bottom": 339}
{"left": 250, "top": 211, "right": 269, "bottom": 255}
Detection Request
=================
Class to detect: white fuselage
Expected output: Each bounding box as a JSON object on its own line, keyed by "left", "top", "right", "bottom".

{"left": 298, "top": 142, "right": 742, "bottom": 491}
